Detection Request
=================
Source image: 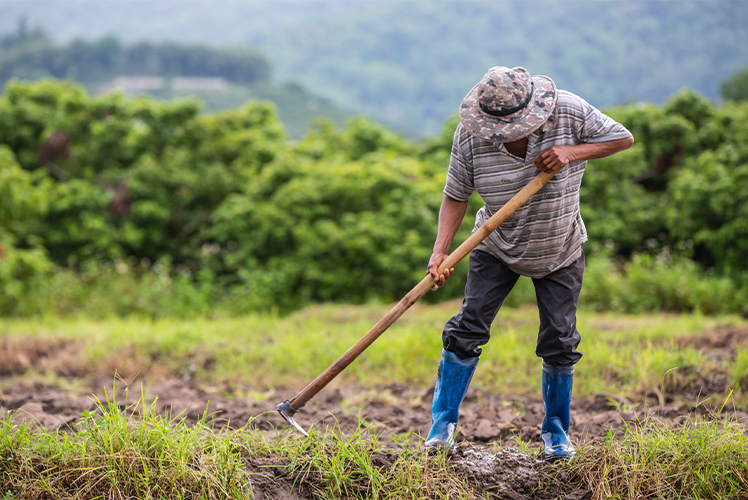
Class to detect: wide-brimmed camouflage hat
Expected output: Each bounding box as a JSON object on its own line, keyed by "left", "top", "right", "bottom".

{"left": 459, "top": 66, "right": 557, "bottom": 143}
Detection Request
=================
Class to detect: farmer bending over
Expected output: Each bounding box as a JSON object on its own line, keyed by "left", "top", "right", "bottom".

{"left": 426, "top": 66, "right": 634, "bottom": 461}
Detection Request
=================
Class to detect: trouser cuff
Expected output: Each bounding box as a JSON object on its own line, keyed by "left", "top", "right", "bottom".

{"left": 542, "top": 360, "right": 575, "bottom": 375}
{"left": 443, "top": 349, "right": 480, "bottom": 366}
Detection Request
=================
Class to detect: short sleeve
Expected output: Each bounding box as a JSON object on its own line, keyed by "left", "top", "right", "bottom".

{"left": 574, "top": 95, "right": 633, "bottom": 144}
{"left": 443, "top": 124, "right": 475, "bottom": 201}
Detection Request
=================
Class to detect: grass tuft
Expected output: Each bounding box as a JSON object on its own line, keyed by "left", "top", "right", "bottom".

{"left": 0, "top": 389, "right": 253, "bottom": 499}
{"left": 567, "top": 409, "right": 748, "bottom": 499}
{"left": 255, "top": 415, "right": 473, "bottom": 499}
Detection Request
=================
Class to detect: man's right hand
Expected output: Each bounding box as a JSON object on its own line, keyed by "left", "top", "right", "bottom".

{"left": 429, "top": 194, "right": 468, "bottom": 291}
{"left": 428, "top": 252, "right": 454, "bottom": 290}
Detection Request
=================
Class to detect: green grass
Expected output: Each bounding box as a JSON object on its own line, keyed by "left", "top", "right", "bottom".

{"left": 0, "top": 302, "right": 745, "bottom": 402}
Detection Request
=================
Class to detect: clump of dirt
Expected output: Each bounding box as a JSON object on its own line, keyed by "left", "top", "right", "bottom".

{"left": 0, "top": 336, "right": 215, "bottom": 382}
{"left": 245, "top": 454, "right": 315, "bottom": 500}
{"left": 453, "top": 445, "right": 593, "bottom": 499}
{"left": 450, "top": 446, "right": 556, "bottom": 498}
{"left": 243, "top": 440, "right": 586, "bottom": 500}
{"left": 244, "top": 445, "right": 590, "bottom": 500}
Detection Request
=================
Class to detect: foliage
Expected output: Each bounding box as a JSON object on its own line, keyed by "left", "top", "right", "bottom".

{"left": 0, "top": 80, "right": 284, "bottom": 268}
{"left": 664, "top": 102, "right": 748, "bottom": 275}
{"left": 0, "top": 145, "right": 54, "bottom": 315}
{"left": 578, "top": 141, "right": 663, "bottom": 257}
{"left": 583, "top": 90, "right": 748, "bottom": 278}
{"left": 210, "top": 118, "right": 439, "bottom": 308}
{"left": 1, "top": 80, "right": 748, "bottom": 317}
{"left": 721, "top": 67, "right": 748, "bottom": 102}
{"left": 580, "top": 251, "right": 746, "bottom": 316}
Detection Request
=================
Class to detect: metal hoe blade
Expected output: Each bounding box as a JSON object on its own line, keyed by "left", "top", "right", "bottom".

{"left": 277, "top": 400, "right": 308, "bottom": 436}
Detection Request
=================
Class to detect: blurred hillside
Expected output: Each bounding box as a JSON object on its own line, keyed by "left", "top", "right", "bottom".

{"left": 0, "top": 23, "right": 353, "bottom": 138}
{"left": 0, "top": 0, "right": 746, "bottom": 136}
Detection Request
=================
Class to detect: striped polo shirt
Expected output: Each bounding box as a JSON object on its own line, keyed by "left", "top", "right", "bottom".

{"left": 444, "top": 90, "right": 633, "bottom": 278}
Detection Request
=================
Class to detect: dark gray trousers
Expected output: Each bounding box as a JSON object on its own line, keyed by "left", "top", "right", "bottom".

{"left": 443, "top": 249, "right": 584, "bottom": 366}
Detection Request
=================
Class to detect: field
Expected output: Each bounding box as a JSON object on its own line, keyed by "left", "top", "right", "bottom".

{"left": 1, "top": 301, "right": 747, "bottom": 499}
{"left": 2, "top": 11, "right": 748, "bottom": 498}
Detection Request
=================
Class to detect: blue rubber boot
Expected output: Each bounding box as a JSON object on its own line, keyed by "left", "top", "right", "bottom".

{"left": 541, "top": 362, "right": 576, "bottom": 462}
{"left": 424, "top": 350, "right": 479, "bottom": 450}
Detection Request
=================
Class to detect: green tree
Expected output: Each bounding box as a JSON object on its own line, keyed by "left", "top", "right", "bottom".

{"left": 209, "top": 118, "right": 441, "bottom": 309}
{"left": 720, "top": 67, "right": 748, "bottom": 102}
{"left": 0, "top": 145, "right": 54, "bottom": 314}
{"left": 665, "top": 101, "right": 748, "bottom": 273}
{"left": 0, "top": 80, "right": 285, "bottom": 267}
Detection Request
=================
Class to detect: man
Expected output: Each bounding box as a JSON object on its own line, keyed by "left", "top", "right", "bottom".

{"left": 425, "top": 66, "right": 634, "bottom": 461}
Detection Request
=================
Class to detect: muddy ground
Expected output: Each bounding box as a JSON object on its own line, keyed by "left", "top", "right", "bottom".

{"left": 1, "top": 325, "right": 747, "bottom": 499}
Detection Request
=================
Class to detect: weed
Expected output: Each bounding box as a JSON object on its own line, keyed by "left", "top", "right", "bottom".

{"left": 512, "top": 434, "right": 533, "bottom": 455}
{"left": 604, "top": 395, "right": 640, "bottom": 415}
{"left": 0, "top": 391, "right": 478, "bottom": 499}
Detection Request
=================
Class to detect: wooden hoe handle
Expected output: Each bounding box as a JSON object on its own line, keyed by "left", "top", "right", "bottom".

{"left": 284, "top": 169, "right": 558, "bottom": 412}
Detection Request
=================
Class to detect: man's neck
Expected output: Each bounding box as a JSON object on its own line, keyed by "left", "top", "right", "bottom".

{"left": 503, "top": 137, "right": 528, "bottom": 159}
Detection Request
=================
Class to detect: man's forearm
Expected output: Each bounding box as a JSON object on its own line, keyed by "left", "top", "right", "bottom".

{"left": 570, "top": 136, "right": 635, "bottom": 162}
{"left": 434, "top": 194, "right": 469, "bottom": 254}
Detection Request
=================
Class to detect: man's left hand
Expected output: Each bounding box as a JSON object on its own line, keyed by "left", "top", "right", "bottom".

{"left": 533, "top": 146, "right": 576, "bottom": 172}
{"left": 533, "top": 137, "right": 635, "bottom": 173}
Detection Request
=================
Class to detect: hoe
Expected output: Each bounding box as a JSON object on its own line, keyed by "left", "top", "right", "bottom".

{"left": 277, "top": 169, "right": 559, "bottom": 435}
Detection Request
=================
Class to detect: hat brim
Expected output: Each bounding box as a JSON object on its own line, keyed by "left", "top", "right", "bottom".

{"left": 459, "top": 75, "right": 557, "bottom": 143}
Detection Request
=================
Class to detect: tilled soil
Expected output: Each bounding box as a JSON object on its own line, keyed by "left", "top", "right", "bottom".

{"left": 5, "top": 378, "right": 746, "bottom": 446}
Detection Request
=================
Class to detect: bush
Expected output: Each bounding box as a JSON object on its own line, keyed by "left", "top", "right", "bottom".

{"left": 0, "top": 145, "right": 55, "bottom": 315}
{"left": 2, "top": 81, "right": 748, "bottom": 317}
{"left": 581, "top": 251, "right": 744, "bottom": 315}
